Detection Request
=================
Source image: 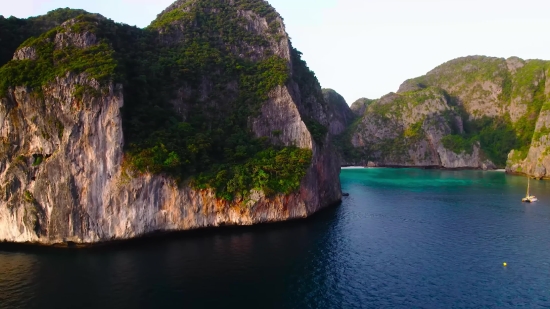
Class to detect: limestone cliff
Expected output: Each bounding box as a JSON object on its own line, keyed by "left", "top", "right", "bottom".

{"left": 346, "top": 89, "right": 495, "bottom": 169}
{"left": 322, "top": 89, "right": 356, "bottom": 136}
{"left": 350, "top": 98, "right": 373, "bottom": 117}
{"left": 344, "top": 56, "right": 550, "bottom": 176}
{"left": 0, "top": 0, "right": 341, "bottom": 245}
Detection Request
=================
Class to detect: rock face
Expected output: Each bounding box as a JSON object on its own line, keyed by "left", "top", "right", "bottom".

{"left": 322, "top": 89, "right": 356, "bottom": 135}
{"left": 345, "top": 56, "right": 550, "bottom": 175}
{"left": 507, "top": 109, "right": 550, "bottom": 178}
{"left": 350, "top": 98, "right": 373, "bottom": 117}
{"left": 347, "top": 89, "right": 494, "bottom": 168}
{"left": 0, "top": 0, "right": 341, "bottom": 244}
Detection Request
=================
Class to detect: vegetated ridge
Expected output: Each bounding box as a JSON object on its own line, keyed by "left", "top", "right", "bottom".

{"left": 335, "top": 56, "right": 550, "bottom": 178}
{"left": 0, "top": 0, "right": 342, "bottom": 245}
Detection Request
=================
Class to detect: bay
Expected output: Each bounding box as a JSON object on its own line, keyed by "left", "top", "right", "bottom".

{"left": 1, "top": 168, "right": 549, "bottom": 308}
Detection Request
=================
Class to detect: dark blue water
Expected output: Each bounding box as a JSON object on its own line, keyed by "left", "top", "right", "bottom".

{"left": 1, "top": 168, "right": 550, "bottom": 309}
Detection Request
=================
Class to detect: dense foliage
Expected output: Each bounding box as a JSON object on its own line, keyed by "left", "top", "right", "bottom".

{"left": 332, "top": 118, "right": 368, "bottom": 163}
{"left": 120, "top": 0, "right": 310, "bottom": 200}
{"left": 290, "top": 47, "right": 329, "bottom": 143}
{"left": 410, "top": 56, "right": 510, "bottom": 96}
{"left": 0, "top": 18, "right": 117, "bottom": 97}
{"left": 304, "top": 119, "right": 328, "bottom": 144}
{"left": 0, "top": 1, "right": 317, "bottom": 201}
{"left": 193, "top": 147, "right": 312, "bottom": 200}
{"left": 511, "top": 60, "right": 549, "bottom": 154}
{"left": 442, "top": 116, "right": 518, "bottom": 167}
{"left": 0, "top": 8, "right": 87, "bottom": 67}
{"left": 441, "top": 135, "right": 475, "bottom": 155}
{"left": 398, "top": 56, "right": 549, "bottom": 168}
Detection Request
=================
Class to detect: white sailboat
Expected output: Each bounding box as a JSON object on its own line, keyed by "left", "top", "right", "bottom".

{"left": 522, "top": 178, "right": 538, "bottom": 203}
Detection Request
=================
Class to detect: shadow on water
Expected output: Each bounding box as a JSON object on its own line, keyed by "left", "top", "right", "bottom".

{"left": 0, "top": 202, "right": 342, "bottom": 254}
{"left": 0, "top": 203, "right": 345, "bottom": 309}
{"left": 2, "top": 169, "right": 550, "bottom": 309}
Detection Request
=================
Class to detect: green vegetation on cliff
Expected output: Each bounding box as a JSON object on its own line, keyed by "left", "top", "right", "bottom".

{"left": 408, "top": 56, "right": 510, "bottom": 99}
{"left": 0, "top": 8, "right": 88, "bottom": 67}
{"left": 433, "top": 58, "right": 548, "bottom": 167}
{"left": 350, "top": 98, "right": 374, "bottom": 116}
{"left": 441, "top": 135, "right": 475, "bottom": 154}
{"left": 344, "top": 56, "right": 550, "bottom": 167}
{"left": 291, "top": 48, "right": 328, "bottom": 143}
{"left": 442, "top": 116, "right": 518, "bottom": 166}
{"left": 333, "top": 128, "right": 364, "bottom": 163}
{"left": 0, "top": 17, "right": 117, "bottom": 97}
{"left": 349, "top": 89, "right": 443, "bottom": 163}
{"left": 121, "top": 0, "right": 303, "bottom": 200}
{"left": 193, "top": 147, "right": 312, "bottom": 200}
{"left": 0, "top": 0, "right": 318, "bottom": 201}
{"left": 512, "top": 60, "right": 549, "bottom": 152}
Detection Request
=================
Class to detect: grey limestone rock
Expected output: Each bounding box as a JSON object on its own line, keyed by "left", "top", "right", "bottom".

{"left": 13, "top": 47, "right": 37, "bottom": 61}
{"left": 350, "top": 98, "right": 373, "bottom": 117}
{"left": 345, "top": 55, "right": 550, "bottom": 177}
{"left": 0, "top": 3, "right": 342, "bottom": 244}
{"left": 322, "top": 89, "right": 356, "bottom": 136}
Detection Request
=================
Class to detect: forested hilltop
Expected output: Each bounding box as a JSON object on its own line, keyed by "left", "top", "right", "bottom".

{"left": 336, "top": 56, "right": 550, "bottom": 179}
{"left": 0, "top": 0, "right": 341, "bottom": 244}
{"left": 0, "top": 8, "right": 89, "bottom": 67}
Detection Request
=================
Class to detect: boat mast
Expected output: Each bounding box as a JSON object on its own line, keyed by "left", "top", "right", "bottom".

{"left": 527, "top": 178, "right": 530, "bottom": 197}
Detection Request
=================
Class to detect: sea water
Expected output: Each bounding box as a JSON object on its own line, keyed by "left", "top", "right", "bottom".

{"left": 1, "top": 168, "right": 549, "bottom": 308}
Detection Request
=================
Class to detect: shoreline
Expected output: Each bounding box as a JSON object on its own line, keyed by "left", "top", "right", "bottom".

{"left": 0, "top": 199, "right": 343, "bottom": 250}
{"left": 2, "top": 167, "right": 547, "bottom": 250}
{"left": 505, "top": 170, "right": 549, "bottom": 180}
{"left": 341, "top": 165, "right": 497, "bottom": 171}
{"left": 341, "top": 165, "right": 549, "bottom": 179}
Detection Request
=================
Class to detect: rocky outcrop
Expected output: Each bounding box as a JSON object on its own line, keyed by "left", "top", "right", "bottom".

{"left": 0, "top": 0, "right": 341, "bottom": 245}
{"left": 0, "top": 74, "right": 338, "bottom": 243}
{"left": 54, "top": 19, "right": 98, "bottom": 50}
{"left": 350, "top": 98, "right": 373, "bottom": 117}
{"left": 12, "top": 47, "right": 37, "bottom": 61}
{"left": 507, "top": 109, "right": 550, "bottom": 179}
{"left": 345, "top": 56, "right": 550, "bottom": 175}
{"left": 322, "top": 89, "right": 356, "bottom": 136}
{"left": 252, "top": 85, "right": 313, "bottom": 148}
{"left": 348, "top": 88, "right": 494, "bottom": 168}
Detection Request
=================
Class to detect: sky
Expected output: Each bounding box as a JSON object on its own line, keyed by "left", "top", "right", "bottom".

{"left": 2, "top": 0, "right": 550, "bottom": 105}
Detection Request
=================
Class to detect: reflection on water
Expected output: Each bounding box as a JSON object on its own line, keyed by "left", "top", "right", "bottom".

{"left": 0, "top": 169, "right": 549, "bottom": 309}
{"left": 0, "top": 253, "right": 39, "bottom": 308}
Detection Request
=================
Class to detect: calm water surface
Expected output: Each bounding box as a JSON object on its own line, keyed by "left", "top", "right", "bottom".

{"left": 1, "top": 168, "right": 550, "bottom": 308}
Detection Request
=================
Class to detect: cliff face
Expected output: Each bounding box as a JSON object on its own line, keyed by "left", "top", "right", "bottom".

{"left": 347, "top": 89, "right": 494, "bottom": 169}
{"left": 322, "top": 89, "right": 356, "bottom": 136}
{"left": 345, "top": 56, "right": 550, "bottom": 176}
{"left": 0, "top": 0, "right": 341, "bottom": 244}
{"left": 508, "top": 109, "right": 550, "bottom": 178}
{"left": 350, "top": 98, "right": 373, "bottom": 117}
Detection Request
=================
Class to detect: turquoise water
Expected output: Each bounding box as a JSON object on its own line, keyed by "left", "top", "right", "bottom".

{"left": 339, "top": 168, "right": 550, "bottom": 308}
{"left": 0, "top": 168, "right": 549, "bottom": 308}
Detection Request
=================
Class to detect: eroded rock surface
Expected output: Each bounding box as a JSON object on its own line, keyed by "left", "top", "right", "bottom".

{"left": 345, "top": 56, "right": 550, "bottom": 176}
{"left": 0, "top": 1, "right": 342, "bottom": 244}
